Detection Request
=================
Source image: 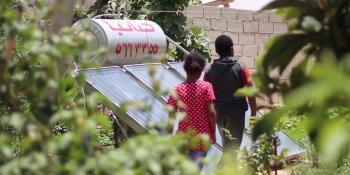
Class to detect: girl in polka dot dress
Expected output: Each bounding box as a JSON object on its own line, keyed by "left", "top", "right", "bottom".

{"left": 167, "top": 52, "right": 217, "bottom": 164}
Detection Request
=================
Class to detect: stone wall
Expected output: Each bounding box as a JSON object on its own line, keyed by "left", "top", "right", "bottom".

{"left": 185, "top": 6, "right": 293, "bottom": 105}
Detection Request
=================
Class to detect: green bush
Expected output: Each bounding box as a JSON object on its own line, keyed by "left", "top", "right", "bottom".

{"left": 252, "top": 1, "right": 350, "bottom": 169}
{"left": 0, "top": 2, "right": 199, "bottom": 174}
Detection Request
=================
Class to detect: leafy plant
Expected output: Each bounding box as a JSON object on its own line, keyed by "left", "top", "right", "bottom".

{"left": 240, "top": 133, "right": 287, "bottom": 175}
{"left": 255, "top": 0, "right": 350, "bottom": 95}
{"left": 184, "top": 27, "right": 211, "bottom": 62}
{"left": 0, "top": 1, "right": 199, "bottom": 174}
{"left": 252, "top": 0, "right": 350, "bottom": 165}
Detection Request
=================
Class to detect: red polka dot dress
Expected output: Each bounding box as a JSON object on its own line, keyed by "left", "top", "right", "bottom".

{"left": 167, "top": 80, "right": 216, "bottom": 151}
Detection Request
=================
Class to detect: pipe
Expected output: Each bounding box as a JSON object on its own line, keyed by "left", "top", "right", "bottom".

{"left": 92, "top": 14, "right": 120, "bottom": 19}
{"left": 165, "top": 35, "right": 190, "bottom": 56}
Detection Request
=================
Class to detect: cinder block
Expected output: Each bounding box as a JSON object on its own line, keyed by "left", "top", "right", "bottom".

{"left": 243, "top": 21, "right": 259, "bottom": 33}
{"left": 209, "top": 43, "right": 217, "bottom": 56}
{"left": 273, "top": 23, "right": 288, "bottom": 34}
{"left": 258, "top": 46, "right": 266, "bottom": 56}
{"left": 185, "top": 6, "right": 204, "bottom": 18}
{"left": 238, "top": 34, "right": 254, "bottom": 44}
{"left": 233, "top": 44, "right": 242, "bottom": 56}
{"left": 221, "top": 8, "right": 238, "bottom": 20}
{"left": 192, "top": 18, "right": 211, "bottom": 30}
{"left": 186, "top": 18, "right": 194, "bottom": 29}
{"left": 259, "top": 21, "right": 273, "bottom": 33}
{"left": 239, "top": 56, "right": 255, "bottom": 68}
{"left": 254, "top": 11, "right": 269, "bottom": 21}
{"left": 227, "top": 20, "right": 243, "bottom": 33}
{"left": 223, "top": 32, "right": 238, "bottom": 44}
{"left": 242, "top": 45, "right": 258, "bottom": 57}
{"left": 237, "top": 10, "right": 253, "bottom": 21}
{"left": 211, "top": 19, "right": 227, "bottom": 31}
{"left": 255, "top": 34, "right": 270, "bottom": 45}
{"left": 269, "top": 33, "right": 277, "bottom": 39}
{"left": 203, "top": 6, "right": 221, "bottom": 18}
{"left": 256, "top": 95, "right": 270, "bottom": 107}
{"left": 206, "top": 30, "right": 223, "bottom": 42}
{"left": 269, "top": 13, "right": 284, "bottom": 22}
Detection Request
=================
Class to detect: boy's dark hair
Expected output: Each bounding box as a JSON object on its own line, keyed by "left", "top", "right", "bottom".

{"left": 183, "top": 52, "right": 206, "bottom": 74}
{"left": 215, "top": 35, "right": 233, "bottom": 57}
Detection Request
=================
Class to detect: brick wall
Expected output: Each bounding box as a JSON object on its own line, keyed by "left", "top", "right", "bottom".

{"left": 185, "top": 6, "right": 292, "bottom": 105}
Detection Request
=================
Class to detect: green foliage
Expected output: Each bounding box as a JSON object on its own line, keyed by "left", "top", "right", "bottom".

{"left": 215, "top": 149, "right": 251, "bottom": 175}
{"left": 256, "top": 0, "right": 350, "bottom": 94}
{"left": 254, "top": 52, "right": 350, "bottom": 167}
{"left": 127, "top": 0, "right": 149, "bottom": 19}
{"left": 91, "top": 134, "right": 198, "bottom": 175}
{"left": 97, "top": 129, "right": 114, "bottom": 147}
{"left": 0, "top": 1, "right": 199, "bottom": 174}
{"left": 189, "top": 0, "right": 202, "bottom": 5}
{"left": 146, "top": 0, "right": 188, "bottom": 40}
{"left": 184, "top": 27, "right": 211, "bottom": 62}
{"left": 87, "top": 0, "right": 110, "bottom": 16}
{"left": 252, "top": 13, "right": 350, "bottom": 167}
{"left": 240, "top": 134, "right": 287, "bottom": 175}
{"left": 145, "top": 0, "right": 211, "bottom": 60}
{"left": 337, "top": 153, "right": 350, "bottom": 175}
{"left": 73, "top": 5, "right": 88, "bottom": 22}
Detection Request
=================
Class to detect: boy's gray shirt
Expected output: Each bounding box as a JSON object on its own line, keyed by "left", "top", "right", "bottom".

{"left": 205, "top": 57, "right": 248, "bottom": 111}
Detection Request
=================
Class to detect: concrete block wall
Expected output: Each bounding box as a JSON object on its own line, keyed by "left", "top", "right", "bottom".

{"left": 186, "top": 6, "right": 288, "bottom": 66}
{"left": 186, "top": 6, "right": 291, "bottom": 105}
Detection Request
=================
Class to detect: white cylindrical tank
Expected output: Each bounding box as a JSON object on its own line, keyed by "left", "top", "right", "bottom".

{"left": 73, "top": 19, "right": 167, "bottom": 65}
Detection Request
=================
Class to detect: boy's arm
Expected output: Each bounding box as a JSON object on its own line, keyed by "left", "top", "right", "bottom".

{"left": 241, "top": 65, "right": 256, "bottom": 117}
{"left": 247, "top": 89, "right": 257, "bottom": 116}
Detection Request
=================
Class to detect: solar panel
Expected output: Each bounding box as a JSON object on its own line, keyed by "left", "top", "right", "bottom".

{"left": 168, "top": 62, "right": 186, "bottom": 79}
{"left": 241, "top": 129, "right": 304, "bottom": 158}
{"left": 83, "top": 64, "right": 304, "bottom": 166}
{"left": 123, "top": 64, "right": 182, "bottom": 98}
{"left": 168, "top": 61, "right": 205, "bottom": 80}
{"left": 82, "top": 67, "right": 168, "bottom": 133}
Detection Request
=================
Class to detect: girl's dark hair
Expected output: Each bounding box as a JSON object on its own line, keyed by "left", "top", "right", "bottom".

{"left": 183, "top": 52, "right": 206, "bottom": 74}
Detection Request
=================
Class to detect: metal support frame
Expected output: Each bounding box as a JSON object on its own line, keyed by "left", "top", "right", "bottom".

{"left": 110, "top": 112, "right": 129, "bottom": 148}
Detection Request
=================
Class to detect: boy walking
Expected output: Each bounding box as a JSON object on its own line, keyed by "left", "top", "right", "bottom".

{"left": 205, "top": 35, "right": 256, "bottom": 151}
